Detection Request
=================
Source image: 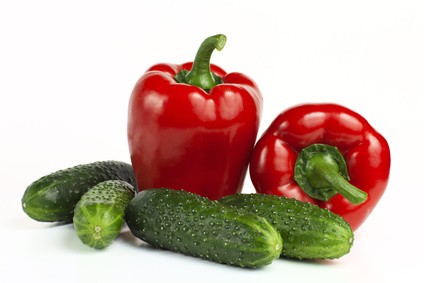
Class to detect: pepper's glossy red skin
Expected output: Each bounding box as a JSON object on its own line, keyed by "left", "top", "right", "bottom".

{"left": 128, "top": 62, "right": 262, "bottom": 200}
{"left": 250, "top": 104, "right": 390, "bottom": 230}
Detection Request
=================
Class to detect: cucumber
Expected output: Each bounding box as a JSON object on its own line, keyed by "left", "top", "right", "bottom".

{"left": 73, "top": 180, "right": 136, "bottom": 249}
{"left": 125, "top": 189, "right": 282, "bottom": 268}
{"left": 219, "top": 193, "right": 353, "bottom": 260}
{"left": 22, "top": 161, "right": 137, "bottom": 222}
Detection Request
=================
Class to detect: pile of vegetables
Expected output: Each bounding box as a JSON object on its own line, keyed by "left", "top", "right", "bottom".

{"left": 22, "top": 34, "right": 390, "bottom": 268}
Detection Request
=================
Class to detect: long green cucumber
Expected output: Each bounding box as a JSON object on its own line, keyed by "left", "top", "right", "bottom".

{"left": 22, "top": 161, "right": 137, "bottom": 222}
{"left": 73, "top": 180, "right": 136, "bottom": 249}
{"left": 219, "top": 193, "right": 353, "bottom": 259}
{"left": 125, "top": 188, "right": 282, "bottom": 268}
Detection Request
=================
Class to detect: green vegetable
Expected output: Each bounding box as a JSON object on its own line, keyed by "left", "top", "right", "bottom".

{"left": 125, "top": 188, "right": 282, "bottom": 268}
{"left": 73, "top": 180, "right": 136, "bottom": 249}
{"left": 219, "top": 193, "right": 353, "bottom": 259}
{"left": 22, "top": 161, "right": 137, "bottom": 222}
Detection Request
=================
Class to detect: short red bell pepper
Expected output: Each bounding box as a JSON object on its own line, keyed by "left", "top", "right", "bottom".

{"left": 249, "top": 104, "right": 390, "bottom": 230}
{"left": 128, "top": 34, "right": 262, "bottom": 200}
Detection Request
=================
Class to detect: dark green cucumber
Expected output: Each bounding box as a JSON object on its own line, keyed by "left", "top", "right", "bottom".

{"left": 219, "top": 193, "right": 353, "bottom": 260}
{"left": 125, "top": 189, "right": 282, "bottom": 268}
{"left": 73, "top": 180, "right": 136, "bottom": 249}
{"left": 22, "top": 161, "right": 137, "bottom": 222}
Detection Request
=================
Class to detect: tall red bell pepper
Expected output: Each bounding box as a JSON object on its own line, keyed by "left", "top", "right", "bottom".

{"left": 128, "top": 34, "right": 262, "bottom": 200}
{"left": 249, "top": 104, "right": 390, "bottom": 230}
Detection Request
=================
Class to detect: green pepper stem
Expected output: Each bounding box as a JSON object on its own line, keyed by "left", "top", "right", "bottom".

{"left": 307, "top": 157, "right": 368, "bottom": 204}
{"left": 175, "top": 34, "right": 226, "bottom": 91}
{"left": 294, "top": 144, "right": 368, "bottom": 205}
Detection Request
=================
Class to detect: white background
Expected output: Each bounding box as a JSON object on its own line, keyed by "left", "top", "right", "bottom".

{"left": 1, "top": 1, "right": 423, "bottom": 282}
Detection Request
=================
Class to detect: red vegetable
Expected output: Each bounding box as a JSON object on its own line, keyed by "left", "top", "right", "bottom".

{"left": 249, "top": 104, "right": 390, "bottom": 230}
{"left": 128, "top": 34, "right": 262, "bottom": 200}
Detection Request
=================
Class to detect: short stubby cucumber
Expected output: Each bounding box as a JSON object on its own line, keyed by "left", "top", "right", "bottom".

{"left": 125, "top": 188, "right": 282, "bottom": 268}
{"left": 219, "top": 193, "right": 353, "bottom": 260}
{"left": 22, "top": 161, "right": 137, "bottom": 222}
{"left": 73, "top": 180, "right": 136, "bottom": 249}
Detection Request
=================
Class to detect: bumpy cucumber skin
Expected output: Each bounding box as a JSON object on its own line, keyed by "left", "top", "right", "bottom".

{"left": 22, "top": 161, "right": 137, "bottom": 222}
{"left": 73, "top": 180, "right": 135, "bottom": 249}
{"left": 219, "top": 193, "right": 353, "bottom": 260}
{"left": 125, "top": 189, "right": 282, "bottom": 268}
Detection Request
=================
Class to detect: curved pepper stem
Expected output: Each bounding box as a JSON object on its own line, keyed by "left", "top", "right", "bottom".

{"left": 294, "top": 144, "right": 368, "bottom": 205}
{"left": 174, "top": 34, "right": 226, "bottom": 91}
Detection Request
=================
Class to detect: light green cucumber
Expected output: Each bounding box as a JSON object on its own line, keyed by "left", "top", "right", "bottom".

{"left": 73, "top": 180, "right": 136, "bottom": 249}
{"left": 125, "top": 188, "right": 282, "bottom": 268}
{"left": 219, "top": 193, "right": 353, "bottom": 260}
{"left": 22, "top": 161, "right": 137, "bottom": 222}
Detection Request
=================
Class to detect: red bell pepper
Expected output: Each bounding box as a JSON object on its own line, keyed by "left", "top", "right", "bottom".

{"left": 128, "top": 34, "right": 262, "bottom": 200}
{"left": 249, "top": 104, "right": 390, "bottom": 230}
